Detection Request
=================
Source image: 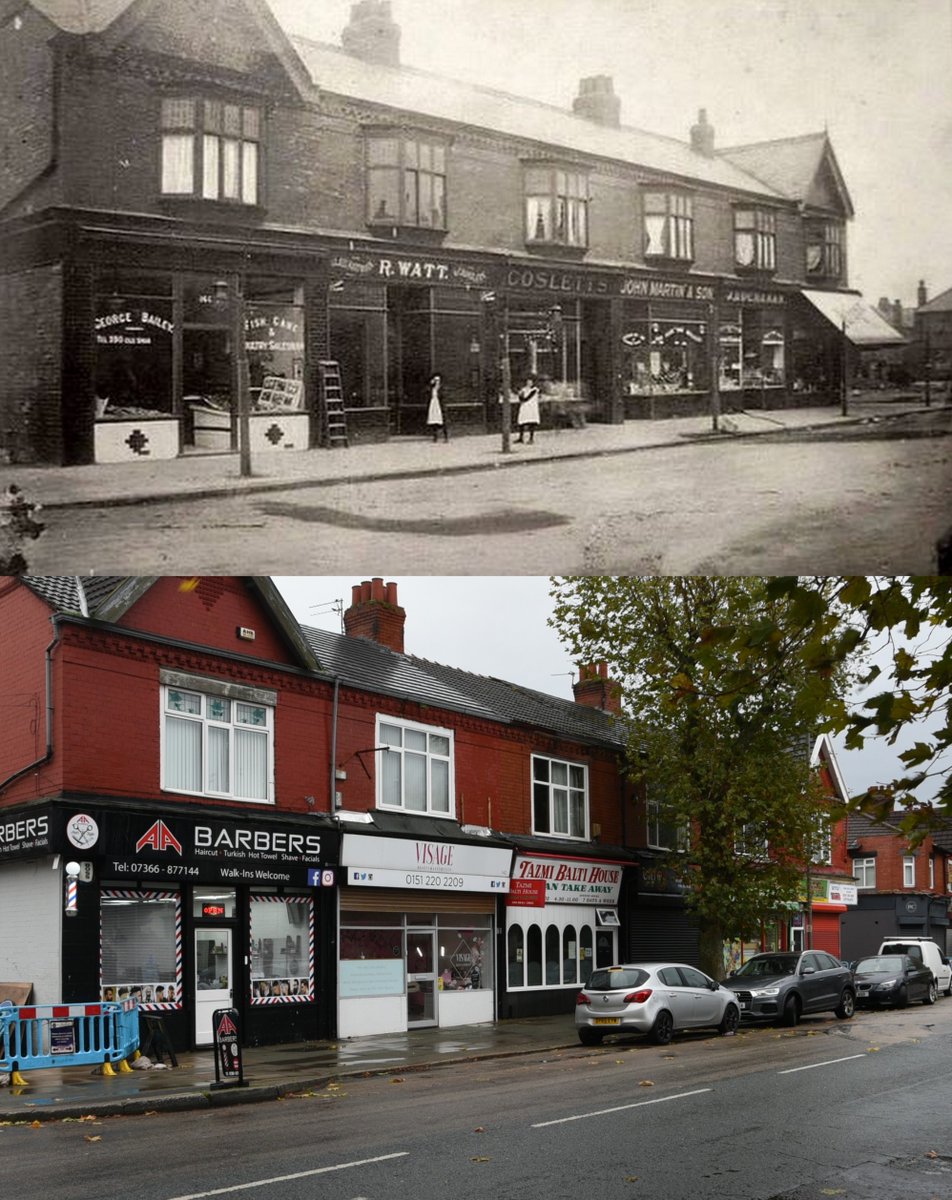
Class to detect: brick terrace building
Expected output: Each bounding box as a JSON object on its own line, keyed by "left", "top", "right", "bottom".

{"left": 0, "top": 0, "right": 904, "bottom": 465}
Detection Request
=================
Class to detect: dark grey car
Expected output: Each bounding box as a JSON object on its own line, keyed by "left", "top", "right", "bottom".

{"left": 720, "top": 949, "right": 855, "bottom": 1026}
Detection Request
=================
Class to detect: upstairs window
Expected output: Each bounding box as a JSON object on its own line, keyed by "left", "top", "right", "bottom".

{"left": 162, "top": 682, "right": 274, "bottom": 802}
{"left": 367, "top": 133, "right": 447, "bottom": 229}
{"left": 161, "top": 98, "right": 261, "bottom": 205}
{"left": 532, "top": 754, "right": 588, "bottom": 839}
{"left": 734, "top": 821, "right": 769, "bottom": 861}
{"left": 643, "top": 191, "right": 694, "bottom": 261}
{"left": 853, "top": 857, "right": 876, "bottom": 888}
{"left": 810, "top": 814, "right": 832, "bottom": 865}
{"left": 806, "top": 221, "right": 843, "bottom": 280}
{"left": 903, "top": 855, "right": 916, "bottom": 887}
{"left": 377, "top": 716, "right": 453, "bottom": 815}
{"left": 525, "top": 166, "right": 589, "bottom": 248}
{"left": 734, "top": 207, "right": 776, "bottom": 272}
{"left": 646, "top": 792, "right": 689, "bottom": 851}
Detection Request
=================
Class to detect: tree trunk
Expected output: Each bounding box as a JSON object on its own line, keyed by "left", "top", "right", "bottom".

{"left": 697, "top": 916, "right": 726, "bottom": 980}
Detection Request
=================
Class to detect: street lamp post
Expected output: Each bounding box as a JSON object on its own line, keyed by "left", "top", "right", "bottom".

{"left": 709, "top": 299, "right": 721, "bottom": 433}
{"left": 500, "top": 332, "right": 512, "bottom": 455}
{"left": 217, "top": 275, "right": 252, "bottom": 478}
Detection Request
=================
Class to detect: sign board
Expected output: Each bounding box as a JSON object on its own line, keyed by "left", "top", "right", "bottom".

{"left": 213, "top": 1008, "right": 244, "bottom": 1086}
{"left": 342, "top": 833, "right": 511, "bottom": 893}
{"left": 511, "top": 854, "right": 624, "bottom": 905}
{"left": 50, "top": 1019, "right": 77, "bottom": 1056}
{"left": 256, "top": 377, "right": 304, "bottom": 411}
{"left": 507, "top": 878, "right": 546, "bottom": 907}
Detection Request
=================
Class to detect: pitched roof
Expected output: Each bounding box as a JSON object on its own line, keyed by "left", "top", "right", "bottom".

{"left": 22, "top": 575, "right": 126, "bottom": 615}
{"left": 25, "top": 0, "right": 134, "bottom": 32}
{"left": 918, "top": 285, "right": 952, "bottom": 315}
{"left": 290, "top": 37, "right": 783, "bottom": 199}
{"left": 719, "top": 131, "right": 853, "bottom": 216}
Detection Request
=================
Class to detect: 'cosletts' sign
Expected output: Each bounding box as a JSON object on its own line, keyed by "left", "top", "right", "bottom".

{"left": 512, "top": 854, "right": 623, "bottom": 905}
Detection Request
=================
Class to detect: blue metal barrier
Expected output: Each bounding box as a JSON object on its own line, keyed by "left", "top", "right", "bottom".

{"left": 0, "top": 998, "right": 140, "bottom": 1086}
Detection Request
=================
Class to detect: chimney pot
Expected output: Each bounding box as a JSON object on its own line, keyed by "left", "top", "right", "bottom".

{"left": 918, "top": 279, "right": 928, "bottom": 308}
{"left": 573, "top": 661, "right": 622, "bottom": 715}
{"left": 690, "top": 107, "right": 715, "bottom": 156}
{"left": 344, "top": 579, "right": 406, "bottom": 653}
{"left": 572, "top": 75, "right": 620, "bottom": 127}
{"left": 342, "top": 0, "right": 401, "bottom": 68}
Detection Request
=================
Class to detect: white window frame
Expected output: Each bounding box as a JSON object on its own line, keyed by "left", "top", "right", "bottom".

{"left": 810, "top": 814, "right": 832, "bottom": 866}
{"left": 646, "top": 792, "right": 689, "bottom": 852}
{"left": 531, "top": 753, "right": 589, "bottom": 840}
{"left": 734, "top": 821, "right": 769, "bottom": 861}
{"left": 506, "top": 908, "right": 610, "bottom": 991}
{"left": 161, "top": 97, "right": 261, "bottom": 205}
{"left": 903, "top": 855, "right": 916, "bottom": 888}
{"left": 929, "top": 856, "right": 935, "bottom": 890}
{"left": 160, "top": 677, "right": 275, "bottom": 804}
{"left": 853, "top": 857, "right": 876, "bottom": 889}
{"left": 375, "top": 714, "right": 455, "bottom": 817}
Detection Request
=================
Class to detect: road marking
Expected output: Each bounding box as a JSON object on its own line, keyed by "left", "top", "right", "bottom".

{"left": 778, "top": 1054, "right": 866, "bottom": 1074}
{"left": 165, "top": 1152, "right": 409, "bottom": 1199}
{"left": 532, "top": 1087, "right": 712, "bottom": 1127}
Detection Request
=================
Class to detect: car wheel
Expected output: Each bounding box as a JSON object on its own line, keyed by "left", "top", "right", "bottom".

{"left": 780, "top": 994, "right": 800, "bottom": 1027}
{"left": 897, "top": 984, "right": 909, "bottom": 1009}
{"left": 718, "top": 1004, "right": 740, "bottom": 1036}
{"left": 945, "top": 978, "right": 952, "bottom": 998}
{"left": 924, "top": 980, "right": 938, "bottom": 1006}
{"left": 835, "top": 988, "right": 855, "bottom": 1019}
{"left": 651, "top": 1010, "right": 674, "bottom": 1045}
{"left": 578, "top": 1027, "right": 604, "bottom": 1046}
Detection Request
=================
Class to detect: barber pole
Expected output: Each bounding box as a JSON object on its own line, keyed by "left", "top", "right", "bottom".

{"left": 65, "top": 875, "right": 78, "bottom": 916}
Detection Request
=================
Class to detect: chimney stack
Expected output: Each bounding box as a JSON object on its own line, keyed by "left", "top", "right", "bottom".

{"left": 572, "top": 76, "right": 621, "bottom": 127}
{"left": 690, "top": 108, "right": 715, "bottom": 156}
{"left": 918, "top": 279, "right": 928, "bottom": 309}
{"left": 573, "top": 661, "right": 622, "bottom": 715}
{"left": 341, "top": 0, "right": 401, "bottom": 68}
{"left": 344, "top": 578, "right": 406, "bottom": 653}
{"left": 893, "top": 299, "right": 903, "bottom": 329}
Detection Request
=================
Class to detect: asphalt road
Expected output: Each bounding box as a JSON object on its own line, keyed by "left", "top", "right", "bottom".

{"left": 29, "top": 430, "right": 952, "bottom": 574}
{"left": 5, "top": 1002, "right": 952, "bottom": 1200}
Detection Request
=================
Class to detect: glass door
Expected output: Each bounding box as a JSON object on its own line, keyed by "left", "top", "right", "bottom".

{"left": 406, "top": 928, "right": 437, "bottom": 1028}
{"left": 194, "top": 928, "right": 233, "bottom": 1046}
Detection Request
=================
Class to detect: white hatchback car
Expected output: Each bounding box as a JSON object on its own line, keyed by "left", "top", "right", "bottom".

{"left": 575, "top": 962, "right": 741, "bottom": 1046}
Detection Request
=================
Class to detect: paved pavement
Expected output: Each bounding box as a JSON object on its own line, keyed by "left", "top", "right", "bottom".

{"left": 0, "top": 1013, "right": 577, "bottom": 1122}
{"left": 4, "top": 390, "right": 949, "bottom": 514}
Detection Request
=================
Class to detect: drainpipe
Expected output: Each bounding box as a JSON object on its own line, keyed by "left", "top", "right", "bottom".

{"left": 0, "top": 613, "right": 59, "bottom": 795}
{"left": 329, "top": 676, "right": 340, "bottom": 811}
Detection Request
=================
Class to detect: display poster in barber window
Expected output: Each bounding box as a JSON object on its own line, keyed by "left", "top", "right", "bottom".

{"left": 45, "top": 806, "right": 340, "bottom": 886}
{"left": 511, "top": 854, "right": 623, "bottom": 905}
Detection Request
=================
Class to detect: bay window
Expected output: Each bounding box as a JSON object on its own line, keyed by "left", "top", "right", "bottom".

{"left": 525, "top": 165, "right": 589, "bottom": 248}
{"left": 367, "top": 132, "right": 447, "bottom": 229}
{"left": 161, "top": 675, "right": 275, "bottom": 802}
{"left": 161, "top": 98, "right": 261, "bottom": 205}
{"left": 643, "top": 191, "right": 694, "bottom": 261}
{"left": 806, "top": 221, "right": 843, "bottom": 280}
{"left": 734, "top": 207, "right": 777, "bottom": 272}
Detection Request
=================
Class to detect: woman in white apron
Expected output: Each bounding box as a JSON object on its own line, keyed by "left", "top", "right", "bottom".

{"left": 516, "top": 375, "right": 541, "bottom": 443}
{"left": 426, "top": 374, "right": 448, "bottom": 442}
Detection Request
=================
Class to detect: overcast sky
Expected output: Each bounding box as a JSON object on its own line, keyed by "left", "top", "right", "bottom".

{"left": 273, "top": 575, "right": 943, "bottom": 806}
{"left": 266, "top": 0, "right": 952, "bottom": 308}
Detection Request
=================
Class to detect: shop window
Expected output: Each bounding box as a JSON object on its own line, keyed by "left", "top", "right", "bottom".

{"left": 532, "top": 754, "right": 588, "bottom": 839}
{"left": 329, "top": 283, "right": 388, "bottom": 407}
{"left": 719, "top": 308, "right": 785, "bottom": 390}
{"left": 853, "top": 857, "right": 876, "bottom": 888}
{"left": 244, "top": 277, "right": 306, "bottom": 408}
{"left": 377, "top": 715, "right": 454, "bottom": 816}
{"left": 437, "top": 917, "right": 492, "bottom": 991}
{"left": 366, "top": 132, "right": 447, "bottom": 230}
{"left": 250, "top": 895, "right": 313, "bottom": 1002}
{"left": 621, "top": 308, "right": 709, "bottom": 398}
{"left": 101, "top": 889, "right": 181, "bottom": 1010}
{"left": 806, "top": 221, "right": 843, "bottom": 280}
{"left": 526, "top": 923, "right": 543, "bottom": 986}
{"left": 161, "top": 98, "right": 261, "bottom": 205}
{"left": 508, "top": 924, "right": 525, "bottom": 988}
{"left": 508, "top": 298, "right": 580, "bottom": 387}
{"left": 580, "top": 926, "right": 594, "bottom": 984}
{"left": 734, "top": 207, "right": 777, "bottom": 272}
{"left": 562, "top": 925, "right": 578, "bottom": 985}
{"left": 161, "top": 681, "right": 274, "bottom": 803}
{"left": 643, "top": 191, "right": 694, "bottom": 261}
{"left": 94, "top": 273, "right": 174, "bottom": 416}
{"left": 525, "top": 165, "right": 589, "bottom": 249}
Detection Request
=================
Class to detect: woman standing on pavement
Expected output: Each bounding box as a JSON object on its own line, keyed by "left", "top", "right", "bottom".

{"left": 426, "top": 373, "right": 448, "bottom": 442}
{"left": 516, "top": 375, "right": 541, "bottom": 443}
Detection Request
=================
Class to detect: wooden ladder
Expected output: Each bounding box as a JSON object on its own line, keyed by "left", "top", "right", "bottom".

{"left": 318, "top": 360, "right": 349, "bottom": 448}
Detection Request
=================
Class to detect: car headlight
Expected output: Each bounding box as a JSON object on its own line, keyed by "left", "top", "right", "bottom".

{"left": 748, "top": 986, "right": 780, "bottom": 997}
{"left": 874, "top": 978, "right": 899, "bottom": 989}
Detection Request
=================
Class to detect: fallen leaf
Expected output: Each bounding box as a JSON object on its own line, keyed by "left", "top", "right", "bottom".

{"left": 624, "top": 1175, "right": 639, "bottom": 1183}
{"left": 926, "top": 1150, "right": 939, "bottom": 1159}
{"left": 616, "top": 1059, "right": 624, "bottom": 1064}
{"left": 84, "top": 1135, "right": 102, "bottom": 1143}
{"left": 867, "top": 1046, "right": 880, "bottom": 1053}
{"left": 390, "top": 1077, "right": 405, "bottom": 1084}
{"left": 638, "top": 1080, "right": 654, "bottom": 1087}
{"left": 820, "top": 1189, "right": 844, "bottom": 1195}
{"left": 474, "top": 1127, "right": 485, "bottom": 1133}
{"left": 470, "top": 1156, "right": 491, "bottom": 1163}
{"left": 30, "top": 1121, "right": 42, "bottom": 1129}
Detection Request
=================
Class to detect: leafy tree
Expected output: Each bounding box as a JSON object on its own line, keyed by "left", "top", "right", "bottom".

{"left": 764, "top": 576, "right": 952, "bottom": 834}
{"left": 549, "top": 576, "right": 855, "bottom": 978}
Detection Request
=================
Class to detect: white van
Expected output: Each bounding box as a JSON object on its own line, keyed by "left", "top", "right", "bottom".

{"left": 878, "top": 937, "right": 952, "bottom": 996}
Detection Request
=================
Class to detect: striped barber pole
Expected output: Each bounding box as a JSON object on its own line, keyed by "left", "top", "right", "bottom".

{"left": 65, "top": 876, "right": 78, "bottom": 916}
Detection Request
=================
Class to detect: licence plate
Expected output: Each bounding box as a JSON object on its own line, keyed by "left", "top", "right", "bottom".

{"left": 739, "top": 1002, "right": 748, "bottom": 1010}
{"left": 593, "top": 1017, "right": 620, "bottom": 1025}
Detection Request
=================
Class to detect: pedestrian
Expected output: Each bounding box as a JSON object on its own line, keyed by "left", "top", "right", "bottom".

{"left": 516, "top": 375, "right": 541, "bottom": 443}
{"left": 426, "top": 373, "right": 448, "bottom": 442}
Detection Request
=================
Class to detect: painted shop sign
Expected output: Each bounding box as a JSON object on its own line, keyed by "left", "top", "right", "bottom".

{"left": 0, "top": 810, "right": 52, "bottom": 859}
{"left": 506, "top": 266, "right": 613, "bottom": 296}
{"left": 722, "top": 286, "right": 787, "bottom": 307}
{"left": 620, "top": 277, "right": 716, "bottom": 302}
{"left": 244, "top": 310, "right": 304, "bottom": 354}
{"left": 331, "top": 252, "right": 495, "bottom": 288}
{"left": 512, "top": 854, "right": 624, "bottom": 905}
{"left": 341, "top": 832, "right": 512, "bottom": 893}
{"left": 95, "top": 309, "right": 174, "bottom": 347}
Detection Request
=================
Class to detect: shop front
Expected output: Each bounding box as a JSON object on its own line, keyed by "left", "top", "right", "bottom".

{"left": 0, "top": 801, "right": 339, "bottom": 1050}
{"left": 502, "top": 852, "right": 623, "bottom": 1019}
{"left": 793, "top": 878, "right": 857, "bottom": 957}
{"left": 626, "top": 860, "right": 699, "bottom": 965}
{"left": 327, "top": 249, "right": 503, "bottom": 439}
{"left": 338, "top": 831, "right": 512, "bottom": 1037}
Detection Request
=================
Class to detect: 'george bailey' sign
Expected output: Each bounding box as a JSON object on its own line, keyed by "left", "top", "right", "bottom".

{"left": 512, "top": 854, "right": 623, "bottom": 905}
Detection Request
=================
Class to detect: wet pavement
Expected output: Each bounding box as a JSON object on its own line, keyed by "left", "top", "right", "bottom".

{"left": 3, "top": 390, "right": 949, "bottom": 515}
{"left": 0, "top": 1013, "right": 577, "bottom": 1122}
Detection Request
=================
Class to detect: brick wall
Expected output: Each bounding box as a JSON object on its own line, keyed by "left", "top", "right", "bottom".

{"left": 0, "top": 582, "right": 56, "bottom": 798}
{"left": 0, "top": 264, "right": 63, "bottom": 465}
{"left": 0, "top": 8, "right": 57, "bottom": 217}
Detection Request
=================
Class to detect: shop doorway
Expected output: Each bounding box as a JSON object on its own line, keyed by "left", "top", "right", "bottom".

{"left": 194, "top": 928, "right": 233, "bottom": 1046}
{"left": 406, "top": 928, "right": 437, "bottom": 1027}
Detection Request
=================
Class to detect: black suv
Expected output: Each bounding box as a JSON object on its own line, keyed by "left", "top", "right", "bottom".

{"left": 721, "top": 950, "right": 855, "bottom": 1026}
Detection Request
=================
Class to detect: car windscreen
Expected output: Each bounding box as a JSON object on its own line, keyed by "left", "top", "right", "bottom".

{"left": 732, "top": 956, "right": 797, "bottom": 978}
{"left": 857, "top": 956, "right": 904, "bottom": 974}
{"left": 587, "top": 968, "right": 650, "bottom": 991}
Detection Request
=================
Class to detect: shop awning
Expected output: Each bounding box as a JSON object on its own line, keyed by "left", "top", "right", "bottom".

{"left": 801, "top": 289, "right": 907, "bottom": 348}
